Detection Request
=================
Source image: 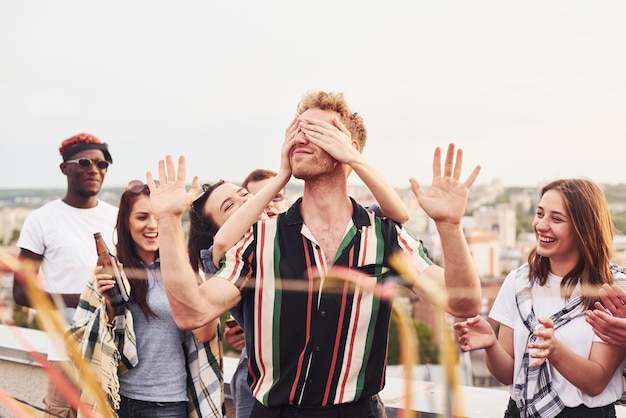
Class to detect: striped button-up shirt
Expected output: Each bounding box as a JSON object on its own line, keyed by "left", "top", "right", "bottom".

{"left": 215, "top": 198, "right": 432, "bottom": 408}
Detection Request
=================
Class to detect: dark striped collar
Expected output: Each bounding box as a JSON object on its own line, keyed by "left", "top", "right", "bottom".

{"left": 282, "top": 197, "right": 373, "bottom": 229}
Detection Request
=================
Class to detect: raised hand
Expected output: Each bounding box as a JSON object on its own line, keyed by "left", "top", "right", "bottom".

{"left": 146, "top": 155, "right": 201, "bottom": 222}
{"left": 453, "top": 315, "right": 497, "bottom": 352}
{"left": 410, "top": 143, "right": 481, "bottom": 225}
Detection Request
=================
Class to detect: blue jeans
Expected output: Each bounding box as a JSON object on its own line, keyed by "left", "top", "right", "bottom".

{"left": 231, "top": 347, "right": 255, "bottom": 418}
{"left": 118, "top": 395, "right": 187, "bottom": 418}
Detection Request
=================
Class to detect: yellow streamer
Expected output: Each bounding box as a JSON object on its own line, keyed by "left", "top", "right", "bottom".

{"left": 1, "top": 250, "right": 114, "bottom": 418}
{"left": 3, "top": 245, "right": 469, "bottom": 418}
{"left": 389, "top": 252, "right": 465, "bottom": 418}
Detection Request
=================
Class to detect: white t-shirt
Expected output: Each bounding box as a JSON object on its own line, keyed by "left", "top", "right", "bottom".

{"left": 17, "top": 198, "right": 118, "bottom": 360}
{"left": 490, "top": 266, "right": 626, "bottom": 408}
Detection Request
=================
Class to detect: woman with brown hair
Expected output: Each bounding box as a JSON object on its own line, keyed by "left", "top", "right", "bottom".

{"left": 68, "top": 181, "right": 223, "bottom": 418}
{"left": 455, "top": 178, "right": 626, "bottom": 418}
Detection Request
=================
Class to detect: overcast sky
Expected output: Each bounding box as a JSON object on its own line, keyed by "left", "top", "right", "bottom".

{"left": 1, "top": 1, "right": 625, "bottom": 190}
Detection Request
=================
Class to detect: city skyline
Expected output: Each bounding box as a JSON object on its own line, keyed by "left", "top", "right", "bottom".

{"left": 1, "top": 1, "right": 625, "bottom": 189}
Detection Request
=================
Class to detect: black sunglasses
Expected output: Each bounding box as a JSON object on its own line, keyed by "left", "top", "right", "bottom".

{"left": 126, "top": 179, "right": 159, "bottom": 193}
{"left": 65, "top": 157, "right": 109, "bottom": 170}
{"left": 193, "top": 183, "right": 211, "bottom": 203}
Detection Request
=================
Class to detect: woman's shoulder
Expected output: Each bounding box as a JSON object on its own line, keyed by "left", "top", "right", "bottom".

{"left": 504, "top": 263, "right": 530, "bottom": 281}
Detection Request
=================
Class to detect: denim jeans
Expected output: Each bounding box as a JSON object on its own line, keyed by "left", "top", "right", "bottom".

{"left": 231, "top": 348, "right": 255, "bottom": 418}
{"left": 118, "top": 395, "right": 187, "bottom": 418}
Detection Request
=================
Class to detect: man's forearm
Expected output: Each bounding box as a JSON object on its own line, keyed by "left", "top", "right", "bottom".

{"left": 12, "top": 283, "right": 80, "bottom": 310}
{"left": 58, "top": 293, "right": 80, "bottom": 309}
{"left": 12, "top": 280, "right": 32, "bottom": 308}
{"left": 158, "top": 217, "right": 238, "bottom": 329}
{"left": 436, "top": 221, "right": 481, "bottom": 317}
{"left": 158, "top": 217, "right": 207, "bottom": 323}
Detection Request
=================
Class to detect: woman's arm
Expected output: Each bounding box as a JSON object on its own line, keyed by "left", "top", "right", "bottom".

{"left": 454, "top": 316, "right": 515, "bottom": 385}
{"left": 487, "top": 324, "right": 516, "bottom": 384}
{"left": 212, "top": 118, "right": 297, "bottom": 265}
{"left": 212, "top": 171, "right": 289, "bottom": 265}
{"left": 349, "top": 156, "right": 410, "bottom": 223}
{"left": 533, "top": 316, "right": 626, "bottom": 396}
{"left": 301, "top": 116, "right": 409, "bottom": 223}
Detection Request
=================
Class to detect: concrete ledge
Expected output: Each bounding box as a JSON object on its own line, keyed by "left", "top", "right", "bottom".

{"left": 0, "top": 324, "right": 47, "bottom": 366}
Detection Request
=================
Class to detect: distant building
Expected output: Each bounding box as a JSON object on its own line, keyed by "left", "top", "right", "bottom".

{"left": 466, "top": 228, "right": 500, "bottom": 278}
{"left": 509, "top": 191, "right": 533, "bottom": 214}
{"left": 474, "top": 204, "right": 517, "bottom": 249}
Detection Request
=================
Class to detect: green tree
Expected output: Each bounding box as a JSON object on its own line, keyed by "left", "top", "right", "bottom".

{"left": 613, "top": 212, "right": 626, "bottom": 235}
{"left": 387, "top": 316, "right": 439, "bottom": 365}
{"left": 10, "top": 305, "right": 40, "bottom": 329}
{"left": 515, "top": 202, "right": 535, "bottom": 235}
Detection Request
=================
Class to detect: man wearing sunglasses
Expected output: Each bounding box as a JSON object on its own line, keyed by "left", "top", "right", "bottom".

{"left": 13, "top": 132, "right": 118, "bottom": 418}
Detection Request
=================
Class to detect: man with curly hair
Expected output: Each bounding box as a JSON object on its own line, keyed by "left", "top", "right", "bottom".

{"left": 149, "top": 90, "right": 483, "bottom": 418}
{"left": 13, "top": 132, "right": 118, "bottom": 418}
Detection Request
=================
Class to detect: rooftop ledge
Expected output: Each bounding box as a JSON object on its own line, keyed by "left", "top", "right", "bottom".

{"left": 1, "top": 325, "right": 625, "bottom": 418}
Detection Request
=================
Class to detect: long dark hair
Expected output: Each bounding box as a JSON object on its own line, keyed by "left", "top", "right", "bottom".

{"left": 527, "top": 178, "right": 615, "bottom": 309}
{"left": 115, "top": 184, "right": 157, "bottom": 319}
{"left": 187, "top": 180, "right": 225, "bottom": 272}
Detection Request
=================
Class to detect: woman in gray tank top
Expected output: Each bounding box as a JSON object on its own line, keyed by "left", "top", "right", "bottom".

{"left": 69, "top": 181, "right": 224, "bottom": 418}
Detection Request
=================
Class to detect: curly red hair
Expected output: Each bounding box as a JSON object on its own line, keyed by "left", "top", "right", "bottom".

{"left": 58, "top": 132, "right": 113, "bottom": 163}
{"left": 58, "top": 133, "right": 102, "bottom": 155}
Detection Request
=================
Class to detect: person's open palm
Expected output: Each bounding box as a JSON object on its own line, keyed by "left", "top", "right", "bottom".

{"left": 454, "top": 315, "right": 496, "bottom": 352}
{"left": 146, "top": 155, "right": 201, "bottom": 221}
{"left": 410, "top": 143, "right": 481, "bottom": 225}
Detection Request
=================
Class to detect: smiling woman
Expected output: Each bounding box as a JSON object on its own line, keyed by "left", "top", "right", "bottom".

{"left": 66, "top": 181, "right": 224, "bottom": 418}
{"left": 455, "top": 178, "right": 626, "bottom": 418}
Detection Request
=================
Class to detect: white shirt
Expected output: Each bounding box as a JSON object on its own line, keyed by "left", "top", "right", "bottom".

{"left": 17, "top": 198, "right": 117, "bottom": 360}
{"left": 490, "top": 267, "right": 626, "bottom": 408}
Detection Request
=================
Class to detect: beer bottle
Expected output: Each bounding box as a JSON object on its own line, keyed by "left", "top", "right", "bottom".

{"left": 93, "top": 232, "right": 130, "bottom": 308}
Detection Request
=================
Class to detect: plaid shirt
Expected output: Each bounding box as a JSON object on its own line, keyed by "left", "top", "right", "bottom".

{"left": 67, "top": 272, "right": 224, "bottom": 417}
